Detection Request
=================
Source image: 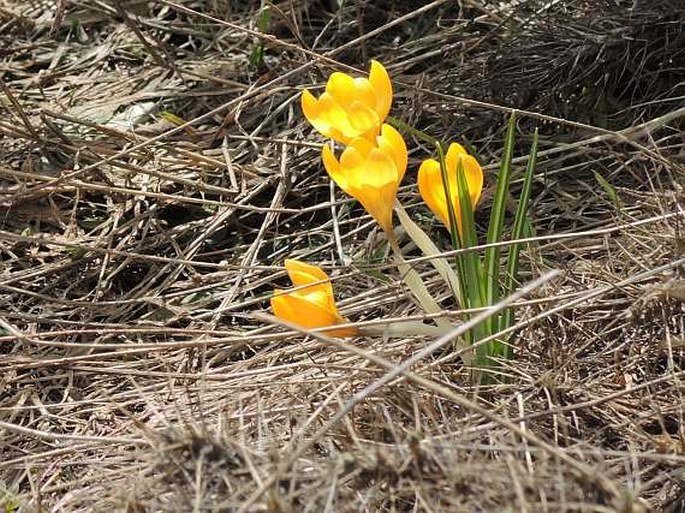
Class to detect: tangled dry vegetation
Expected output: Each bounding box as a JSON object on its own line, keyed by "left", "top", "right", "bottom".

{"left": 1, "top": 0, "right": 684, "bottom": 511}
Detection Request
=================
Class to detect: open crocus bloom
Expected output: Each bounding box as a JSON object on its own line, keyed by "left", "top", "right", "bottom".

{"left": 417, "top": 142, "right": 483, "bottom": 235}
{"left": 271, "top": 259, "right": 358, "bottom": 337}
{"left": 301, "top": 60, "right": 392, "bottom": 145}
{"left": 322, "top": 123, "right": 407, "bottom": 233}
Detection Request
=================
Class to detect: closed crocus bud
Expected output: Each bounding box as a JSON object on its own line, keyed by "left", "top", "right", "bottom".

{"left": 301, "top": 60, "right": 393, "bottom": 145}
{"left": 418, "top": 143, "right": 483, "bottom": 235}
{"left": 271, "top": 259, "right": 358, "bottom": 337}
{"left": 322, "top": 123, "right": 407, "bottom": 234}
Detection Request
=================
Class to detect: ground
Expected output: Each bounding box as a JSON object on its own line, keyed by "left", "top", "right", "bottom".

{"left": 1, "top": 0, "right": 684, "bottom": 511}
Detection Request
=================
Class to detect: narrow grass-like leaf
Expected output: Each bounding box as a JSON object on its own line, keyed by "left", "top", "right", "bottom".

{"left": 455, "top": 157, "right": 481, "bottom": 303}
{"left": 249, "top": 4, "right": 270, "bottom": 67}
{"left": 436, "top": 143, "right": 469, "bottom": 321}
{"left": 456, "top": 159, "right": 489, "bottom": 365}
{"left": 483, "top": 113, "right": 517, "bottom": 337}
{"left": 523, "top": 217, "right": 535, "bottom": 239}
{"left": 594, "top": 170, "right": 623, "bottom": 209}
{"left": 436, "top": 143, "right": 460, "bottom": 253}
{"left": 159, "top": 111, "right": 186, "bottom": 126}
{"left": 501, "top": 128, "right": 539, "bottom": 358}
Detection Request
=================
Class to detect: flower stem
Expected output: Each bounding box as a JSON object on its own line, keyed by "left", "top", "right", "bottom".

{"left": 386, "top": 229, "right": 454, "bottom": 332}
{"left": 387, "top": 115, "right": 441, "bottom": 147}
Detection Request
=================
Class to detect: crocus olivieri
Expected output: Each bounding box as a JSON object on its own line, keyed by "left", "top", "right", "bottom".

{"left": 301, "top": 60, "right": 392, "bottom": 145}
{"left": 322, "top": 124, "right": 407, "bottom": 233}
{"left": 418, "top": 143, "right": 484, "bottom": 235}
{"left": 270, "top": 259, "right": 358, "bottom": 337}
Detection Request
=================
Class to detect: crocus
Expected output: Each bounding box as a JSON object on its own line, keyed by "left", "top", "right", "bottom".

{"left": 322, "top": 123, "right": 407, "bottom": 233}
{"left": 271, "top": 259, "right": 358, "bottom": 337}
{"left": 417, "top": 142, "right": 483, "bottom": 234}
{"left": 301, "top": 60, "right": 392, "bottom": 145}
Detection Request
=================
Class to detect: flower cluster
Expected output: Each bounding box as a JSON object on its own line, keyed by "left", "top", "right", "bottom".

{"left": 271, "top": 61, "right": 484, "bottom": 337}
{"left": 304, "top": 61, "right": 405, "bottom": 234}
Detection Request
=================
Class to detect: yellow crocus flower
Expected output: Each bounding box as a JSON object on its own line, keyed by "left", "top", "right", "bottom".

{"left": 322, "top": 124, "right": 407, "bottom": 233}
{"left": 301, "top": 60, "right": 392, "bottom": 145}
{"left": 417, "top": 143, "right": 483, "bottom": 235}
{"left": 271, "top": 259, "right": 358, "bottom": 337}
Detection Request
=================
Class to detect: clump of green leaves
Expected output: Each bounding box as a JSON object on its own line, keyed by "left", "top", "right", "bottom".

{"left": 444, "top": 114, "right": 538, "bottom": 380}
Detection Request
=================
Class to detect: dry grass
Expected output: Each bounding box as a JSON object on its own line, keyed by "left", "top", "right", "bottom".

{"left": 1, "top": 0, "right": 684, "bottom": 511}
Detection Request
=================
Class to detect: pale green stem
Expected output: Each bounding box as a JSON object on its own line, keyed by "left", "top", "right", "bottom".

{"left": 386, "top": 228, "right": 454, "bottom": 333}
{"left": 394, "top": 202, "right": 462, "bottom": 303}
{"left": 387, "top": 116, "right": 441, "bottom": 147}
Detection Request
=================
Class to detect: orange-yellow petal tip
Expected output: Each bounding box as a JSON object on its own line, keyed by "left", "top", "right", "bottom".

{"left": 301, "top": 89, "right": 318, "bottom": 120}
{"left": 369, "top": 61, "right": 392, "bottom": 119}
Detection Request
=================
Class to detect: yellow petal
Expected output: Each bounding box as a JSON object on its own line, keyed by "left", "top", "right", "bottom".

{"left": 283, "top": 259, "right": 334, "bottom": 312}
{"left": 326, "top": 72, "right": 357, "bottom": 106}
{"left": 271, "top": 290, "right": 298, "bottom": 322}
{"left": 337, "top": 145, "right": 365, "bottom": 193}
{"left": 317, "top": 93, "right": 375, "bottom": 142}
{"left": 341, "top": 146, "right": 395, "bottom": 194}
{"left": 285, "top": 258, "right": 329, "bottom": 286}
{"left": 447, "top": 148, "right": 483, "bottom": 211}
{"left": 352, "top": 77, "right": 377, "bottom": 109}
{"left": 322, "top": 144, "right": 347, "bottom": 189}
{"left": 271, "top": 267, "right": 358, "bottom": 338}
{"left": 461, "top": 154, "right": 484, "bottom": 208}
{"left": 271, "top": 291, "right": 351, "bottom": 336}
{"left": 364, "top": 148, "right": 397, "bottom": 188}
{"left": 418, "top": 158, "right": 451, "bottom": 230}
{"left": 359, "top": 183, "right": 397, "bottom": 234}
{"left": 419, "top": 145, "right": 483, "bottom": 235}
{"left": 445, "top": 142, "right": 468, "bottom": 173}
{"left": 377, "top": 124, "right": 407, "bottom": 181}
{"left": 335, "top": 140, "right": 402, "bottom": 232}
{"left": 347, "top": 101, "right": 381, "bottom": 136}
{"left": 302, "top": 91, "right": 340, "bottom": 141}
{"left": 321, "top": 325, "right": 359, "bottom": 337}
{"left": 302, "top": 62, "right": 392, "bottom": 145}
{"left": 318, "top": 93, "right": 355, "bottom": 140}
{"left": 369, "top": 60, "right": 392, "bottom": 121}
{"left": 301, "top": 89, "right": 320, "bottom": 126}
{"left": 347, "top": 136, "right": 375, "bottom": 158}
{"left": 350, "top": 149, "right": 398, "bottom": 232}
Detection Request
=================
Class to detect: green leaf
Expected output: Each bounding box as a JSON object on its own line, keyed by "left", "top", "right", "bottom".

{"left": 159, "top": 111, "right": 187, "bottom": 126}
{"left": 456, "top": 158, "right": 489, "bottom": 364}
{"left": 65, "top": 246, "right": 88, "bottom": 260}
{"left": 387, "top": 116, "right": 440, "bottom": 147}
{"left": 4, "top": 500, "right": 20, "bottom": 513}
{"left": 249, "top": 4, "right": 271, "bottom": 67}
{"left": 249, "top": 44, "right": 264, "bottom": 68}
{"left": 436, "top": 142, "right": 470, "bottom": 320}
{"left": 501, "top": 128, "right": 539, "bottom": 358}
{"left": 481, "top": 113, "right": 516, "bottom": 354}
{"left": 436, "top": 142, "right": 460, "bottom": 253}
{"left": 395, "top": 203, "right": 462, "bottom": 302}
{"left": 258, "top": 4, "right": 271, "bottom": 32}
{"left": 594, "top": 171, "right": 623, "bottom": 209}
